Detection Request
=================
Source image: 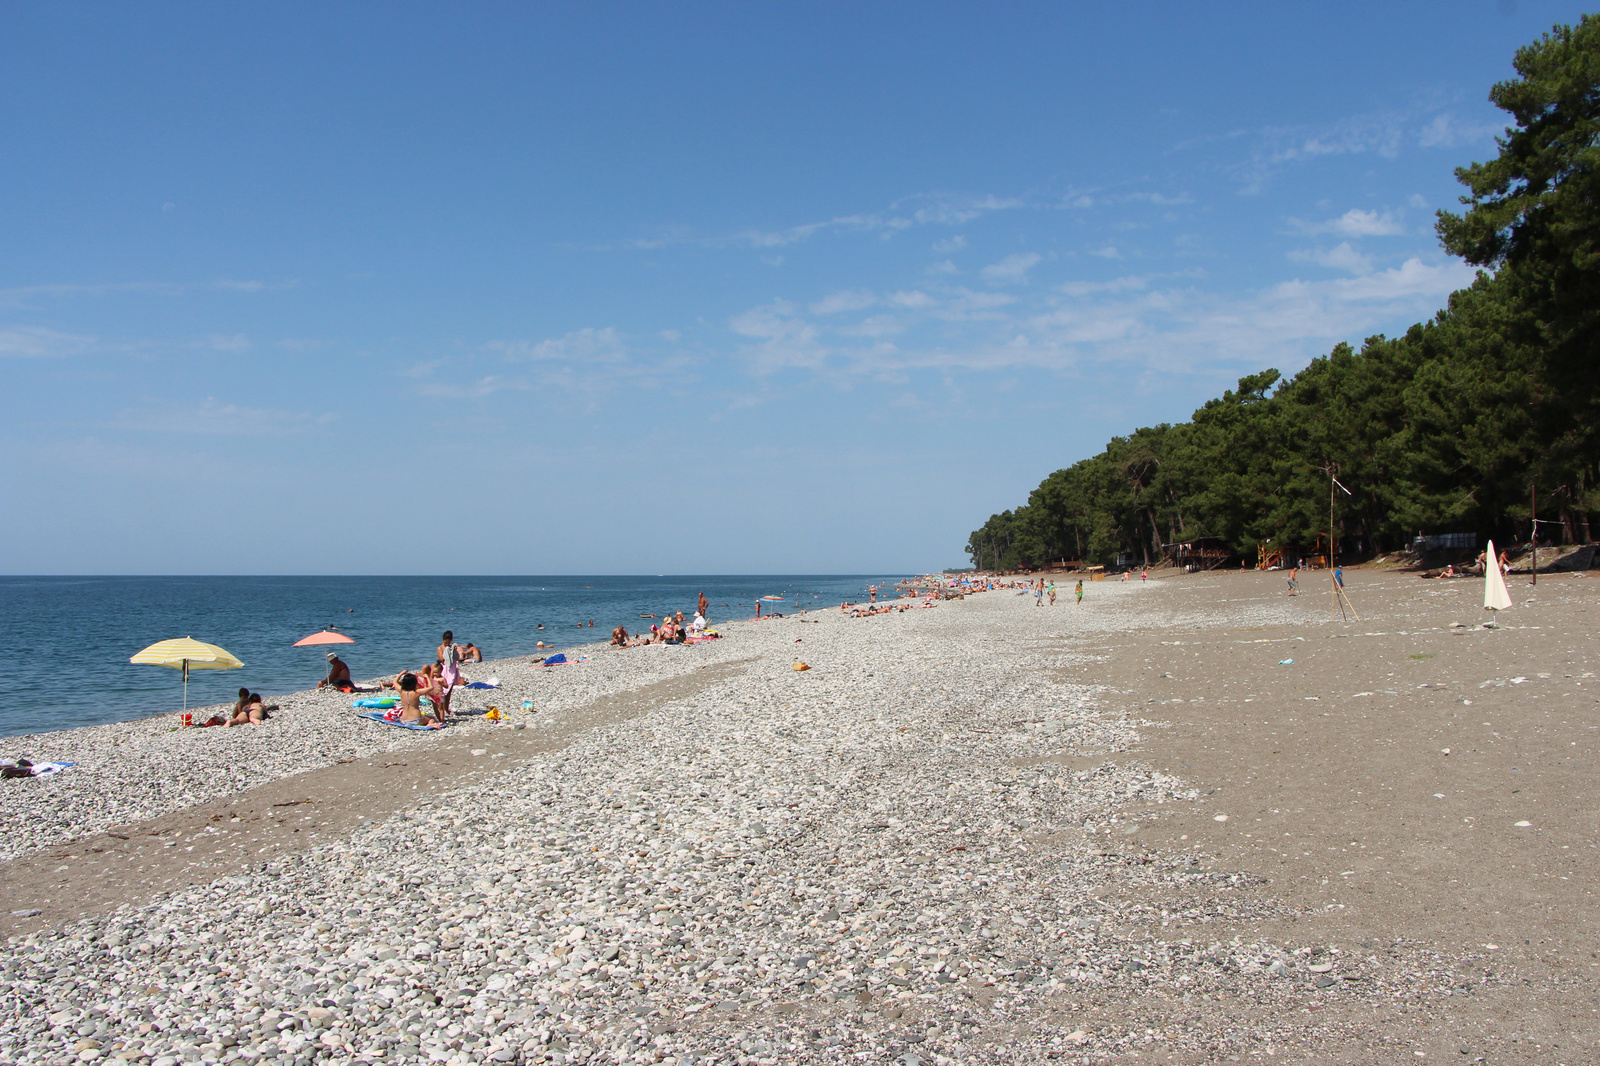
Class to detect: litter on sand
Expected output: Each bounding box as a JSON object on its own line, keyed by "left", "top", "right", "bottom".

{"left": 1279, "top": 659, "right": 1294, "bottom": 665}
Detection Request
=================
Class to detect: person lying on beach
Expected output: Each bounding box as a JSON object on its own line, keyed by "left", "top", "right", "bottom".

{"left": 391, "top": 672, "right": 444, "bottom": 728}
{"left": 318, "top": 652, "right": 354, "bottom": 692}
{"left": 611, "top": 625, "right": 629, "bottom": 647}
{"left": 227, "top": 692, "right": 271, "bottom": 726}
{"left": 461, "top": 642, "right": 483, "bottom": 663}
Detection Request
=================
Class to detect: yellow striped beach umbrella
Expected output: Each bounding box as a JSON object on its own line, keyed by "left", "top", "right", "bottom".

{"left": 130, "top": 637, "right": 244, "bottom": 716}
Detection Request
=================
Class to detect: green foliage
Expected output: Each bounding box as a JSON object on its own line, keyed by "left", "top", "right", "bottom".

{"left": 967, "top": 17, "right": 1600, "bottom": 569}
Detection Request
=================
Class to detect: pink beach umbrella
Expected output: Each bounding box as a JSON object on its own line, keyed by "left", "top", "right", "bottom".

{"left": 293, "top": 629, "right": 356, "bottom": 647}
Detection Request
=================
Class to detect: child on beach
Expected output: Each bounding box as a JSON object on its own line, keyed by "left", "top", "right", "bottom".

{"left": 1287, "top": 566, "right": 1299, "bottom": 595}
{"left": 1047, "top": 581, "right": 1057, "bottom": 606}
{"left": 1075, "top": 580, "right": 1083, "bottom": 604}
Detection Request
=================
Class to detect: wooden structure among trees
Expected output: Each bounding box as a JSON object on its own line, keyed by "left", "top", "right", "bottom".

{"left": 1167, "top": 538, "right": 1234, "bottom": 571}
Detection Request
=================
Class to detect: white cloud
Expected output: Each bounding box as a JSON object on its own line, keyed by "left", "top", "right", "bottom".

{"left": 728, "top": 300, "right": 827, "bottom": 372}
{"left": 0, "top": 325, "right": 97, "bottom": 358}
{"left": 204, "top": 333, "right": 250, "bottom": 352}
{"left": 1292, "top": 208, "right": 1407, "bottom": 237}
{"left": 837, "top": 315, "right": 906, "bottom": 337}
{"left": 887, "top": 290, "right": 935, "bottom": 308}
{"left": 898, "top": 193, "right": 1023, "bottom": 225}
{"left": 809, "top": 290, "right": 877, "bottom": 314}
{"left": 981, "top": 252, "right": 1041, "bottom": 283}
{"left": 926, "top": 260, "right": 959, "bottom": 275}
{"left": 931, "top": 236, "right": 967, "bottom": 253}
{"left": 1060, "top": 275, "right": 1151, "bottom": 297}
{"left": 0, "top": 278, "right": 288, "bottom": 310}
{"left": 109, "top": 398, "right": 335, "bottom": 435}
{"left": 1229, "top": 103, "right": 1500, "bottom": 191}
{"left": 1089, "top": 245, "right": 1122, "bottom": 260}
{"left": 489, "top": 327, "right": 628, "bottom": 363}
{"left": 417, "top": 376, "right": 527, "bottom": 399}
{"left": 608, "top": 193, "right": 1021, "bottom": 253}
{"left": 1290, "top": 241, "right": 1374, "bottom": 275}
{"left": 1418, "top": 112, "right": 1502, "bottom": 149}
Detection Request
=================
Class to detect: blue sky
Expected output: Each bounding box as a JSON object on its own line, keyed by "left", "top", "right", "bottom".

{"left": 0, "top": 2, "right": 1585, "bottom": 574}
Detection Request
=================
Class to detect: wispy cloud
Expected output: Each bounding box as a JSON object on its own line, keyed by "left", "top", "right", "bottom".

{"left": 416, "top": 376, "right": 528, "bottom": 399}
{"left": 603, "top": 192, "right": 1023, "bottom": 252}
{"left": 1290, "top": 207, "right": 1407, "bottom": 237}
{"left": 0, "top": 325, "right": 97, "bottom": 358}
{"left": 0, "top": 278, "right": 290, "bottom": 310}
{"left": 1228, "top": 101, "right": 1502, "bottom": 192}
{"left": 809, "top": 290, "right": 877, "bottom": 314}
{"left": 981, "top": 252, "right": 1041, "bottom": 283}
{"left": 1290, "top": 241, "right": 1374, "bottom": 275}
{"left": 720, "top": 257, "right": 1474, "bottom": 384}
{"left": 1418, "top": 112, "right": 1502, "bottom": 149}
{"left": 488, "top": 327, "right": 628, "bottom": 363}
{"left": 108, "top": 397, "right": 336, "bottom": 435}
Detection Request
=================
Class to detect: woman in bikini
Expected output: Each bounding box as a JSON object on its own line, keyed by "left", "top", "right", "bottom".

{"left": 391, "top": 672, "right": 444, "bottom": 728}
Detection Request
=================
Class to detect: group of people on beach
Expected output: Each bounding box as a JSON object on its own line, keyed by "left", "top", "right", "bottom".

{"left": 376, "top": 630, "right": 485, "bottom": 729}
{"left": 1027, "top": 577, "right": 1084, "bottom": 606}
{"left": 608, "top": 593, "right": 714, "bottom": 648}
{"left": 610, "top": 610, "right": 708, "bottom": 647}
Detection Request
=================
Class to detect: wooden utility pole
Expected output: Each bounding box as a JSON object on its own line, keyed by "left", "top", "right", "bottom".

{"left": 1327, "top": 462, "right": 1360, "bottom": 621}
{"left": 1531, "top": 482, "right": 1538, "bottom": 586}
{"left": 1330, "top": 470, "right": 1338, "bottom": 621}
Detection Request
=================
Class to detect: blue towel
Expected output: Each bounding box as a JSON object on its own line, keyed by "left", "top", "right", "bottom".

{"left": 465, "top": 681, "right": 497, "bottom": 689}
{"left": 543, "top": 653, "right": 568, "bottom": 665}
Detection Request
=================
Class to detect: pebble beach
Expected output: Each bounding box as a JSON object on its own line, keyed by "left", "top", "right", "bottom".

{"left": 3, "top": 573, "right": 1595, "bottom": 1064}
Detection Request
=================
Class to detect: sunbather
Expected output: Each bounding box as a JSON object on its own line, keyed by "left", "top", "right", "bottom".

{"left": 392, "top": 671, "right": 444, "bottom": 728}
{"left": 318, "top": 652, "right": 354, "bottom": 692}
{"left": 611, "top": 625, "right": 629, "bottom": 647}
{"left": 227, "top": 692, "right": 270, "bottom": 726}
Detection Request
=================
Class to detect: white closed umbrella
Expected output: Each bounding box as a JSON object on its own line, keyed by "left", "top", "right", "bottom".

{"left": 1483, "top": 538, "right": 1512, "bottom": 621}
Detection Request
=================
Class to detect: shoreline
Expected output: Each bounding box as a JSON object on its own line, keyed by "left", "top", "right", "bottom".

{"left": 3, "top": 573, "right": 1593, "bottom": 1063}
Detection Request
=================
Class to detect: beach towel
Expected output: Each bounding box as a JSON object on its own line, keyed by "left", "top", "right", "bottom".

{"left": 542, "top": 653, "right": 568, "bottom": 665}
{"left": 352, "top": 697, "right": 400, "bottom": 710}
{"left": 358, "top": 711, "right": 438, "bottom": 732}
{"left": 1, "top": 759, "right": 74, "bottom": 778}
{"left": 465, "top": 680, "right": 497, "bottom": 689}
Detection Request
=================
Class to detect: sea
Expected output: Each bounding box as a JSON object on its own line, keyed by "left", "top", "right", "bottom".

{"left": 0, "top": 575, "right": 907, "bottom": 739}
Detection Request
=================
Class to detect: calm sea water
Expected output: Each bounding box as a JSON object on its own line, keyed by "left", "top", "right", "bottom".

{"left": 0, "top": 575, "right": 903, "bottom": 738}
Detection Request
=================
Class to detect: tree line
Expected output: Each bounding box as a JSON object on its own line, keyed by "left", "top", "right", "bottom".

{"left": 967, "top": 17, "right": 1600, "bottom": 571}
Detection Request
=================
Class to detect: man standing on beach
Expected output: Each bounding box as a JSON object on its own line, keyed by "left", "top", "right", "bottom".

{"left": 698, "top": 591, "right": 710, "bottom": 624}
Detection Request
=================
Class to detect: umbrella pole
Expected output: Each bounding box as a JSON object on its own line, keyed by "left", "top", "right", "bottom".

{"left": 183, "top": 659, "right": 189, "bottom": 714}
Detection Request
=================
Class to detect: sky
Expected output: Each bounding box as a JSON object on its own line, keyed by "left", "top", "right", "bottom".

{"left": 0, "top": 1, "right": 1588, "bottom": 574}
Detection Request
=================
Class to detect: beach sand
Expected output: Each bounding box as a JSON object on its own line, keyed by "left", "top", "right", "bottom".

{"left": 2, "top": 571, "right": 1594, "bottom": 1064}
